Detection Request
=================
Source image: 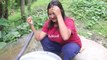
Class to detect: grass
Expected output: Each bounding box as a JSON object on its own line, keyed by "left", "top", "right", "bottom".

{"left": 8, "top": 12, "right": 21, "bottom": 21}
{"left": 61, "top": 0, "right": 107, "bottom": 38}
{"left": 92, "top": 20, "right": 107, "bottom": 37}
{"left": 31, "top": 0, "right": 50, "bottom": 9}
{"left": 8, "top": 12, "right": 22, "bottom": 27}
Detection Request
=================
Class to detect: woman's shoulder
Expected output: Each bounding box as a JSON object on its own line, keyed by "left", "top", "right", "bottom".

{"left": 65, "top": 17, "right": 74, "bottom": 22}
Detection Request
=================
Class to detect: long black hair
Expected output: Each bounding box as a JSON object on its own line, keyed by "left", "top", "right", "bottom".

{"left": 47, "top": 0, "right": 65, "bottom": 29}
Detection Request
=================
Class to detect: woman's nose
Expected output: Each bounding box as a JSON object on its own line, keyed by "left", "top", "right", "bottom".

{"left": 50, "top": 14, "right": 55, "bottom": 19}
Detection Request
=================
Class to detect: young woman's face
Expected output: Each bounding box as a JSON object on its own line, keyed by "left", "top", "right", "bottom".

{"left": 48, "top": 8, "right": 57, "bottom": 22}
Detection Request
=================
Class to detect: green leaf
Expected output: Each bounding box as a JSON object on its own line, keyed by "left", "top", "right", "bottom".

{"left": 0, "top": 18, "right": 9, "bottom": 26}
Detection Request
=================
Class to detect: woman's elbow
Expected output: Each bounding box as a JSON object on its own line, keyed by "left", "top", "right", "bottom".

{"left": 63, "top": 36, "right": 70, "bottom": 41}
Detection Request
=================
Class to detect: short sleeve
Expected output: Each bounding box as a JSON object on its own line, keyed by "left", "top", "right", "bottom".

{"left": 42, "top": 20, "right": 50, "bottom": 33}
{"left": 65, "top": 18, "right": 75, "bottom": 31}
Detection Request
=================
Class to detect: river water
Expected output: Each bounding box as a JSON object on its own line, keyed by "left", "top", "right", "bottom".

{"left": 0, "top": 44, "right": 22, "bottom": 60}
{"left": 0, "top": 34, "right": 42, "bottom": 60}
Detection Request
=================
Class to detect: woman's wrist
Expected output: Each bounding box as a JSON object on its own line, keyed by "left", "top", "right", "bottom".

{"left": 29, "top": 23, "right": 34, "bottom": 25}
{"left": 57, "top": 14, "right": 63, "bottom": 20}
{"left": 30, "top": 24, "right": 36, "bottom": 32}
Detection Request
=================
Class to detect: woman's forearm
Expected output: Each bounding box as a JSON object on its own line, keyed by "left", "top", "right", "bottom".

{"left": 57, "top": 15, "right": 71, "bottom": 41}
{"left": 29, "top": 24, "right": 40, "bottom": 40}
{"left": 30, "top": 24, "right": 46, "bottom": 41}
{"left": 30, "top": 24, "right": 36, "bottom": 32}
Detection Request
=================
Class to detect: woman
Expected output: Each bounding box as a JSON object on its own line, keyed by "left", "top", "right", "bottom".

{"left": 27, "top": 0, "right": 82, "bottom": 60}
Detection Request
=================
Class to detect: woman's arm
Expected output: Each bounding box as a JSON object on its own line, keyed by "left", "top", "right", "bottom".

{"left": 34, "top": 30, "right": 47, "bottom": 41}
{"left": 26, "top": 17, "right": 47, "bottom": 41}
{"left": 52, "top": 6, "right": 71, "bottom": 41}
{"left": 57, "top": 15, "right": 71, "bottom": 40}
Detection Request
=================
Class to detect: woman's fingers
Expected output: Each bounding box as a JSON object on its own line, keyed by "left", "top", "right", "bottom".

{"left": 27, "top": 16, "right": 32, "bottom": 21}
{"left": 52, "top": 6, "right": 61, "bottom": 17}
{"left": 26, "top": 16, "right": 33, "bottom": 25}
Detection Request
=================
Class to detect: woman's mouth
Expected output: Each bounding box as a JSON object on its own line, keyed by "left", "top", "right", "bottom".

{"left": 52, "top": 19, "right": 57, "bottom": 22}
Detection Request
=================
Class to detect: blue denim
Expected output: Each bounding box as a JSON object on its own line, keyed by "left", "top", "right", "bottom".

{"left": 40, "top": 36, "right": 80, "bottom": 60}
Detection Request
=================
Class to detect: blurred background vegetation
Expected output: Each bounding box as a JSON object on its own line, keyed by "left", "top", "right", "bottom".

{"left": 0, "top": 0, "right": 107, "bottom": 49}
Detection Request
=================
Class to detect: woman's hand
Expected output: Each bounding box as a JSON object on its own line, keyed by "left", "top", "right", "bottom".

{"left": 26, "top": 16, "right": 34, "bottom": 25}
{"left": 52, "top": 6, "right": 62, "bottom": 17}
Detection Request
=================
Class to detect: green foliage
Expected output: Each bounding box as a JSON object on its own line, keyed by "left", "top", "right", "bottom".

{"left": 67, "top": 0, "right": 107, "bottom": 28}
{"left": 78, "top": 30, "right": 92, "bottom": 38}
{"left": 31, "top": 8, "right": 48, "bottom": 29}
{"left": 31, "top": 0, "right": 50, "bottom": 9}
{"left": 0, "top": 13, "right": 27, "bottom": 43}
{"left": 0, "top": 42, "right": 6, "bottom": 49}
{"left": 92, "top": 21, "right": 107, "bottom": 37}
{"left": 1, "top": 0, "right": 107, "bottom": 45}
{"left": 8, "top": 12, "right": 22, "bottom": 26}
{"left": 17, "top": 23, "right": 31, "bottom": 35}
{"left": 0, "top": 18, "right": 8, "bottom": 26}
{"left": 9, "top": 12, "right": 21, "bottom": 22}
{"left": 1, "top": 22, "right": 30, "bottom": 43}
{"left": 26, "top": 1, "right": 48, "bottom": 29}
{"left": 3, "top": 30, "right": 21, "bottom": 42}
{"left": 0, "top": 0, "right": 49, "bottom": 44}
{"left": 61, "top": 0, "right": 107, "bottom": 37}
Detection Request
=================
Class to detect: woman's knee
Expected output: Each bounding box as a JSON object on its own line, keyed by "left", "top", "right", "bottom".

{"left": 40, "top": 36, "right": 49, "bottom": 44}
{"left": 40, "top": 36, "right": 50, "bottom": 50}
{"left": 62, "top": 43, "right": 80, "bottom": 59}
{"left": 40, "top": 36, "right": 62, "bottom": 55}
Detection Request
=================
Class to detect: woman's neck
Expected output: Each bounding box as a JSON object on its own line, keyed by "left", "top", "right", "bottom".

{"left": 54, "top": 22, "right": 58, "bottom": 27}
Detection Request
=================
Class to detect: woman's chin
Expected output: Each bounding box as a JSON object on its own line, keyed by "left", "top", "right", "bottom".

{"left": 52, "top": 20, "right": 57, "bottom": 22}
